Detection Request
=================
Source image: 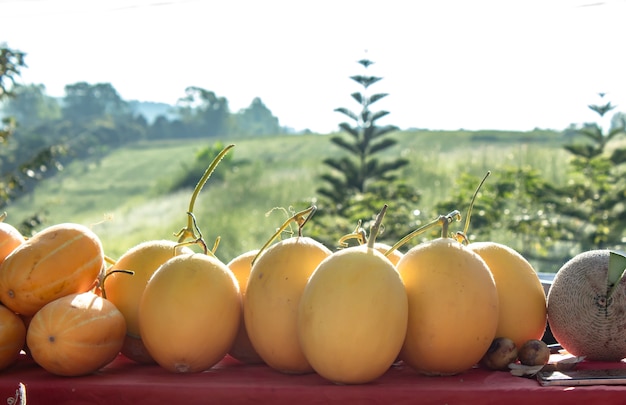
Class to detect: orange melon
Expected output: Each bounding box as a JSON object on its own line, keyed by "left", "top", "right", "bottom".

{"left": 397, "top": 237, "right": 499, "bottom": 375}
{"left": 0, "top": 222, "right": 25, "bottom": 266}
{"left": 244, "top": 236, "right": 332, "bottom": 374}
{"left": 0, "top": 304, "right": 26, "bottom": 371}
{"left": 26, "top": 291, "right": 126, "bottom": 376}
{"left": 0, "top": 223, "right": 104, "bottom": 316}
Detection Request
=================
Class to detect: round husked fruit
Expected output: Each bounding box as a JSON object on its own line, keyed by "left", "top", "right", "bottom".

{"left": 0, "top": 304, "right": 26, "bottom": 371}
{"left": 397, "top": 237, "right": 499, "bottom": 375}
{"left": 226, "top": 249, "right": 264, "bottom": 365}
{"left": 297, "top": 245, "right": 408, "bottom": 384}
{"left": 479, "top": 337, "right": 518, "bottom": 371}
{"left": 547, "top": 250, "right": 626, "bottom": 361}
{"left": 26, "top": 291, "right": 126, "bottom": 376}
{"left": 0, "top": 222, "right": 25, "bottom": 266}
{"left": 0, "top": 223, "right": 104, "bottom": 316}
{"left": 518, "top": 339, "right": 550, "bottom": 366}
{"left": 105, "top": 239, "right": 194, "bottom": 364}
{"left": 468, "top": 242, "right": 547, "bottom": 349}
{"left": 245, "top": 236, "right": 332, "bottom": 374}
{"left": 138, "top": 253, "right": 240, "bottom": 373}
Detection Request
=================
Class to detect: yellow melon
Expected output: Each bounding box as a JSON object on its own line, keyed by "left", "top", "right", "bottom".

{"left": 374, "top": 242, "right": 404, "bottom": 266}
{"left": 397, "top": 237, "right": 499, "bottom": 375}
{"left": 468, "top": 241, "right": 547, "bottom": 348}
{"left": 105, "top": 239, "right": 194, "bottom": 363}
{"left": 226, "top": 249, "right": 264, "bottom": 364}
{"left": 297, "top": 246, "right": 408, "bottom": 384}
{"left": 244, "top": 236, "right": 331, "bottom": 374}
{"left": 138, "top": 253, "right": 240, "bottom": 373}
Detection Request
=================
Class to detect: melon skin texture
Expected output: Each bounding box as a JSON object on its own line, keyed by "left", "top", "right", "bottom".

{"left": 297, "top": 246, "right": 408, "bottom": 384}
{"left": 547, "top": 249, "right": 626, "bottom": 361}
{"left": 397, "top": 238, "right": 499, "bottom": 375}
{"left": 468, "top": 242, "right": 547, "bottom": 348}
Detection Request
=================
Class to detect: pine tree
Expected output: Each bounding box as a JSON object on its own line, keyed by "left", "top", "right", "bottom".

{"left": 312, "top": 59, "right": 419, "bottom": 249}
{"left": 543, "top": 94, "right": 626, "bottom": 250}
{"left": 317, "top": 59, "right": 409, "bottom": 207}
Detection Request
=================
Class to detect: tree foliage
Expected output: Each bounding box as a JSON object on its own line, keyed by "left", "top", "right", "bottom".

{"left": 62, "top": 82, "right": 129, "bottom": 123}
{"left": 311, "top": 59, "right": 419, "bottom": 249}
{"left": 232, "top": 97, "right": 281, "bottom": 136}
{"left": 436, "top": 94, "right": 626, "bottom": 270}
{"left": 176, "top": 86, "right": 231, "bottom": 137}
{"left": 2, "top": 84, "right": 61, "bottom": 126}
{"left": 539, "top": 95, "right": 626, "bottom": 251}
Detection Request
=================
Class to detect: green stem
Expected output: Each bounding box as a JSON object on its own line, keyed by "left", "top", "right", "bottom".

{"left": 174, "top": 144, "right": 235, "bottom": 245}
{"left": 462, "top": 171, "right": 491, "bottom": 236}
{"left": 337, "top": 220, "right": 366, "bottom": 248}
{"left": 385, "top": 210, "right": 461, "bottom": 257}
{"left": 251, "top": 205, "right": 317, "bottom": 266}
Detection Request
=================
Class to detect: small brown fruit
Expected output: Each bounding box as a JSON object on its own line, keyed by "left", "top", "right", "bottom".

{"left": 518, "top": 339, "right": 550, "bottom": 366}
{"left": 479, "top": 337, "right": 518, "bottom": 370}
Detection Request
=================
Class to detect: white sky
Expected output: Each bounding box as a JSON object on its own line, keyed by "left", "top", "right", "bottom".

{"left": 1, "top": 0, "right": 625, "bottom": 133}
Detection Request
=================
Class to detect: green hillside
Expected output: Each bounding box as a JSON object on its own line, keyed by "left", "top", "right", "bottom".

{"left": 3, "top": 129, "right": 568, "bottom": 265}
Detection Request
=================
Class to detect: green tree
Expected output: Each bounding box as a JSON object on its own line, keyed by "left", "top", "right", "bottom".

{"left": 0, "top": 45, "right": 63, "bottom": 215}
{"left": 62, "top": 82, "right": 129, "bottom": 123}
{"left": 311, "top": 59, "right": 418, "bottom": 249}
{"left": 436, "top": 94, "right": 626, "bottom": 271}
{"left": 2, "top": 83, "right": 61, "bottom": 127}
{"left": 233, "top": 97, "right": 281, "bottom": 136}
{"left": 176, "top": 87, "right": 231, "bottom": 137}
{"left": 318, "top": 59, "right": 409, "bottom": 203}
{"left": 541, "top": 95, "right": 626, "bottom": 251}
{"left": 0, "top": 46, "right": 26, "bottom": 143}
{"left": 0, "top": 46, "right": 25, "bottom": 100}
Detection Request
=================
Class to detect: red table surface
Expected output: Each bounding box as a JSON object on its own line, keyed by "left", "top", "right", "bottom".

{"left": 1, "top": 354, "right": 626, "bottom": 405}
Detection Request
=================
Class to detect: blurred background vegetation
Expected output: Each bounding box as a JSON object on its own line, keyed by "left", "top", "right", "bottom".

{"left": 1, "top": 45, "right": 625, "bottom": 272}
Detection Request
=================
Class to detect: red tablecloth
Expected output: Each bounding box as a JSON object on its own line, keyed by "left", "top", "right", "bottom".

{"left": 1, "top": 354, "right": 626, "bottom": 405}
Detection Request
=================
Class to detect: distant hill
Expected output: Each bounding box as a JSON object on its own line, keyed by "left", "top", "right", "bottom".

{"left": 128, "top": 100, "right": 177, "bottom": 123}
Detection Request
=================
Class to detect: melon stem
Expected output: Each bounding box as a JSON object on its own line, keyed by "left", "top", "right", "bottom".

{"left": 367, "top": 205, "right": 388, "bottom": 249}
{"left": 174, "top": 144, "right": 235, "bottom": 245}
{"left": 251, "top": 205, "right": 317, "bottom": 266}
{"left": 100, "top": 269, "right": 134, "bottom": 299}
{"left": 462, "top": 171, "right": 490, "bottom": 236}
{"left": 385, "top": 210, "right": 461, "bottom": 257}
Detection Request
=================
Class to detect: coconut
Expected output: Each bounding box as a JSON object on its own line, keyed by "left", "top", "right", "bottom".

{"left": 547, "top": 250, "right": 626, "bottom": 361}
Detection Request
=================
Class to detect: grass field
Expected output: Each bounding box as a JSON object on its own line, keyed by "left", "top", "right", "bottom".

{"left": 4, "top": 129, "right": 570, "bottom": 269}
